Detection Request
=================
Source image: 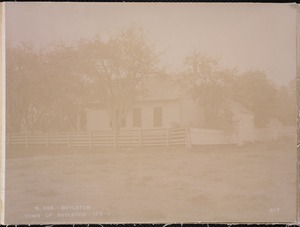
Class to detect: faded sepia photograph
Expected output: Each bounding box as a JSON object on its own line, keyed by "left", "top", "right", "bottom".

{"left": 4, "top": 2, "right": 298, "bottom": 224}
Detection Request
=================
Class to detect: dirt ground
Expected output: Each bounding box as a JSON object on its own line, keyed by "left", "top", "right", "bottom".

{"left": 4, "top": 139, "right": 297, "bottom": 224}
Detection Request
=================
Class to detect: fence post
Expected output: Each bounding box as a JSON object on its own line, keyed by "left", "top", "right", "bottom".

{"left": 139, "top": 129, "right": 143, "bottom": 147}
{"left": 167, "top": 128, "right": 170, "bottom": 147}
{"left": 25, "top": 132, "right": 29, "bottom": 148}
{"left": 46, "top": 132, "right": 49, "bottom": 147}
{"left": 113, "top": 129, "right": 117, "bottom": 148}
{"left": 68, "top": 132, "right": 71, "bottom": 148}
{"left": 186, "top": 128, "right": 191, "bottom": 149}
{"left": 89, "top": 131, "right": 92, "bottom": 148}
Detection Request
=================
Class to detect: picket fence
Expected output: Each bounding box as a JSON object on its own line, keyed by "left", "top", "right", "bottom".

{"left": 6, "top": 128, "right": 189, "bottom": 148}
{"left": 7, "top": 127, "right": 290, "bottom": 148}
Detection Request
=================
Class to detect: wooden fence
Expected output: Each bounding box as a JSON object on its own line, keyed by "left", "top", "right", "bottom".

{"left": 6, "top": 128, "right": 189, "bottom": 148}
{"left": 189, "top": 128, "right": 237, "bottom": 145}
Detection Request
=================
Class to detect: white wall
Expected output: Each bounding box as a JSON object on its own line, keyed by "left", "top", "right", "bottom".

{"left": 179, "top": 99, "right": 204, "bottom": 128}
{"left": 190, "top": 128, "right": 236, "bottom": 145}
{"left": 86, "top": 99, "right": 181, "bottom": 131}
{"left": 234, "top": 111, "right": 255, "bottom": 144}
{"left": 127, "top": 100, "right": 181, "bottom": 128}
{"left": 87, "top": 109, "right": 110, "bottom": 130}
{"left": 254, "top": 119, "right": 296, "bottom": 142}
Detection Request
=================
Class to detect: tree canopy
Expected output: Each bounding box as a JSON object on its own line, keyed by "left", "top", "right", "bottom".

{"left": 6, "top": 31, "right": 296, "bottom": 133}
{"left": 74, "top": 27, "right": 157, "bottom": 130}
{"left": 6, "top": 27, "right": 158, "bottom": 132}
{"left": 178, "top": 51, "right": 295, "bottom": 129}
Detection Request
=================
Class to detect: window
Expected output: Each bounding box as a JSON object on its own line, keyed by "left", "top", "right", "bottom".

{"left": 133, "top": 108, "right": 142, "bottom": 127}
{"left": 153, "top": 107, "right": 162, "bottom": 127}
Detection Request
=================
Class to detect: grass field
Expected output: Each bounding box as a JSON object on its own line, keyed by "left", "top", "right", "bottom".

{"left": 4, "top": 139, "right": 297, "bottom": 224}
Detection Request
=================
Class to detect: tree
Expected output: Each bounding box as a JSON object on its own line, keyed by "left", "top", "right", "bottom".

{"left": 6, "top": 43, "right": 44, "bottom": 132}
{"left": 6, "top": 42, "right": 88, "bottom": 132}
{"left": 41, "top": 43, "right": 90, "bottom": 132}
{"left": 75, "top": 26, "right": 157, "bottom": 130}
{"left": 179, "top": 51, "right": 236, "bottom": 129}
{"left": 274, "top": 78, "right": 296, "bottom": 126}
{"left": 7, "top": 27, "right": 157, "bottom": 133}
{"left": 233, "top": 70, "right": 278, "bottom": 127}
{"left": 178, "top": 51, "right": 293, "bottom": 129}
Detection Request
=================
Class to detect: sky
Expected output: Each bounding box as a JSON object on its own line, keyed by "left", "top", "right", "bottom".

{"left": 5, "top": 2, "right": 297, "bottom": 85}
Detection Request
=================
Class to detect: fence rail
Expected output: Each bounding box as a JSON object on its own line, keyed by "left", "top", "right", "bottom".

{"left": 6, "top": 127, "right": 292, "bottom": 148}
{"left": 6, "top": 128, "right": 188, "bottom": 148}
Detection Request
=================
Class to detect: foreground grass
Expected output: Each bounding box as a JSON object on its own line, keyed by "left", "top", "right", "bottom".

{"left": 5, "top": 139, "right": 297, "bottom": 224}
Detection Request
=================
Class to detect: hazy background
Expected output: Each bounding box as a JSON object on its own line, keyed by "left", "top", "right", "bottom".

{"left": 5, "top": 2, "right": 297, "bottom": 85}
{"left": 4, "top": 3, "right": 298, "bottom": 224}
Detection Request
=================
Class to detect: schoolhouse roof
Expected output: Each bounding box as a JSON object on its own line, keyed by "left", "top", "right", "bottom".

{"left": 137, "top": 74, "right": 183, "bottom": 101}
